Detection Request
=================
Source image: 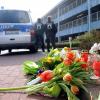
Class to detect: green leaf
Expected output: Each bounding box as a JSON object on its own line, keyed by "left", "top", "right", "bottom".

{"left": 49, "top": 83, "right": 61, "bottom": 97}
{"left": 98, "top": 93, "right": 100, "bottom": 100}
{"left": 72, "top": 78, "right": 88, "bottom": 93}
{"left": 59, "top": 83, "right": 80, "bottom": 100}
{"left": 22, "top": 61, "right": 39, "bottom": 75}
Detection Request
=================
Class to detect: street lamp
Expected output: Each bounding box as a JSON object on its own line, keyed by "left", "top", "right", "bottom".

{"left": 88, "top": 0, "right": 91, "bottom": 33}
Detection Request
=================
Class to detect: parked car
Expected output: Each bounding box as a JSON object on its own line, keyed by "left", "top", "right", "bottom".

{"left": 0, "top": 9, "right": 38, "bottom": 54}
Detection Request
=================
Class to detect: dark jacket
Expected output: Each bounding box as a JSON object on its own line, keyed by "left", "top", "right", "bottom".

{"left": 34, "top": 23, "right": 45, "bottom": 36}
{"left": 45, "top": 22, "right": 57, "bottom": 36}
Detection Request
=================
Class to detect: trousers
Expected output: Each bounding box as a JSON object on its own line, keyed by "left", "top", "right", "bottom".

{"left": 46, "top": 33, "right": 56, "bottom": 51}
{"left": 36, "top": 34, "right": 45, "bottom": 52}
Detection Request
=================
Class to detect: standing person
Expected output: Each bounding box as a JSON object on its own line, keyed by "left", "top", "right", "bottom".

{"left": 34, "top": 18, "right": 45, "bottom": 52}
{"left": 45, "top": 16, "right": 57, "bottom": 52}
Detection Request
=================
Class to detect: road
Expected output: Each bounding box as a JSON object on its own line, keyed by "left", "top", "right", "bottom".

{"left": 0, "top": 49, "right": 45, "bottom": 66}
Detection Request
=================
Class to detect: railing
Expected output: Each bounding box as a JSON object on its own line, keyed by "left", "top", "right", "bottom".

{"left": 59, "top": 0, "right": 87, "bottom": 16}
{"left": 59, "top": 11, "right": 100, "bottom": 31}
{"left": 43, "top": 0, "right": 87, "bottom": 21}
{"left": 51, "top": 0, "right": 87, "bottom": 20}
{"left": 60, "top": 16, "right": 88, "bottom": 31}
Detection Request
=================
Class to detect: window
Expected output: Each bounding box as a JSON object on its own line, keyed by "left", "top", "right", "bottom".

{"left": 78, "top": 18, "right": 82, "bottom": 25}
{"left": 81, "top": 0, "right": 87, "bottom": 3}
{"left": 73, "top": 1, "right": 77, "bottom": 8}
{"left": 0, "top": 10, "right": 30, "bottom": 23}
{"left": 98, "top": 11, "right": 100, "bottom": 20}
{"left": 82, "top": 16, "right": 87, "bottom": 24}
{"left": 77, "top": 0, "right": 82, "bottom": 6}
{"left": 60, "top": 8, "right": 64, "bottom": 16}
{"left": 52, "top": 12, "right": 57, "bottom": 19}
{"left": 63, "top": 24, "right": 66, "bottom": 29}
{"left": 69, "top": 3, "right": 74, "bottom": 10}
{"left": 68, "top": 22, "right": 72, "bottom": 28}
{"left": 91, "top": 12, "right": 98, "bottom": 22}
{"left": 60, "top": 24, "right": 64, "bottom": 31}
{"left": 73, "top": 20, "right": 78, "bottom": 26}
{"left": 65, "top": 6, "right": 68, "bottom": 13}
{"left": 65, "top": 23, "right": 68, "bottom": 29}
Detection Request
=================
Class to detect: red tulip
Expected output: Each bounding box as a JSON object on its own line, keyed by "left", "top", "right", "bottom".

{"left": 81, "top": 52, "right": 88, "bottom": 62}
{"left": 80, "top": 57, "right": 88, "bottom": 69}
{"left": 94, "top": 70, "right": 100, "bottom": 77}
{"left": 40, "top": 70, "right": 54, "bottom": 82}
{"left": 81, "top": 52, "right": 88, "bottom": 57}
{"left": 93, "top": 61, "right": 100, "bottom": 71}
{"left": 81, "top": 63, "right": 88, "bottom": 69}
{"left": 81, "top": 57, "right": 88, "bottom": 63}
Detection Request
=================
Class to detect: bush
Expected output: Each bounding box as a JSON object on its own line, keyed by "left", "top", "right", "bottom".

{"left": 77, "top": 30, "right": 100, "bottom": 50}
{"left": 56, "top": 41, "right": 80, "bottom": 48}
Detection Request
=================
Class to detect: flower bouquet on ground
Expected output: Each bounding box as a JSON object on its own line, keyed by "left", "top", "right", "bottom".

{"left": 0, "top": 47, "right": 91, "bottom": 100}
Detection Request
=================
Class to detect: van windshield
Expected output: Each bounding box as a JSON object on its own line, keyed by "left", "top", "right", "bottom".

{"left": 0, "top": 10, "right": 30, "bottom": 23}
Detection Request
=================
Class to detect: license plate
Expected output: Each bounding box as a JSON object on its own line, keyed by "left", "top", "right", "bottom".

{"left": 5, "top": 31, "right": 19, "bottom": 35}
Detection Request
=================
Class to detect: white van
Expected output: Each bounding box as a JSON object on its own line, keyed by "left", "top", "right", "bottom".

{"left": 0, "top": 9, "right": 38, "bottom": 54}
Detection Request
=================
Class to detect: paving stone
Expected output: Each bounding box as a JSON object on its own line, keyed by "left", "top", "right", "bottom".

{"left": 1, "top": 93, "right": 21, "bottom": 100}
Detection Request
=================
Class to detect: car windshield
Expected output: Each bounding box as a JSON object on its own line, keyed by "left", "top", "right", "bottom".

{"left": 0, "top": 10, "right": 30, "bottom": 23}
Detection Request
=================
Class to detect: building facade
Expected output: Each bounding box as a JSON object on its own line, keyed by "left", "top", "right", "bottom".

{"left": 42, "top": 0, "right": 100, "bottom": 42}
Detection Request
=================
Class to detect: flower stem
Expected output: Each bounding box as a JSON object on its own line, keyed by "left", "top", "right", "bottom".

{"left": 0, "top": 86, "right": 30, "bottom": 92}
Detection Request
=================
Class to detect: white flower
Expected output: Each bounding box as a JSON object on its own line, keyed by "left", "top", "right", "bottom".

{"left": 89, "top": 43, "right": 98, "bottom": 54}
{"left": 75, "top": 50, "right": 81, "bottom": 58}
{"left": 98, "top": 43, "right": 100, "bottom": 50}
{"left": 60, "top": 48, "right": 66, "bottom": 58}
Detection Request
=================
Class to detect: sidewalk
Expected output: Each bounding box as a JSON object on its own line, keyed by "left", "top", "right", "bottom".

{"left": 0, "top": 64, "right": 100, "bottom": 100}
{"left": 0, "top": 65, "right": 53, "bottom": 100}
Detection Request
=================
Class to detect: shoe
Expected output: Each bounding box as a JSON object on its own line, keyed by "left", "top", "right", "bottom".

{"left": 42, "top": 49, "right": 45, "bottom": 52}
{"left": 47, "top": 49, "right": 50, "bottom": 52}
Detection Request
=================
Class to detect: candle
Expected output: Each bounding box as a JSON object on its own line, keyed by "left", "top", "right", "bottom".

{"left": 93, "top": 61, "right": 100, "bottom": 77}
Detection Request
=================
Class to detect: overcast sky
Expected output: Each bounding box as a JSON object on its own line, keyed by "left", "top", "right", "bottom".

{"left": 0, "top": 0, "right": 62, "bottom": 21}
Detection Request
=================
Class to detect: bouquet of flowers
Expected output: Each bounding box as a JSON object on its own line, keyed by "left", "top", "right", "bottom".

{"left": 0, "top": 47, "right": 91, "bottom": 100}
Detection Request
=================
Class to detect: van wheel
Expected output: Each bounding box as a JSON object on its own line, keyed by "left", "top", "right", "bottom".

{"left": 29, "top": 46, "right": 38, "bottom": 53}
{"left": 9, "top": 49, "right": 12, "bottom": 53}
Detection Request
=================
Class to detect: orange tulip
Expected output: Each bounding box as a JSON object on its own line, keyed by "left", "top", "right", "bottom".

{"left": 74, "top": 58, "right": 81, "bottom": 62}
{"left": 63, "top": 73, "right": 73, "bottom": 82}
{"left": 71, "top": 85, "right": 79, "bottom": 94}
{"left": 64, "top": 47, "right": 71, "bottom": 51}
{"left": 66, "top": 52, "right": 75, "bottom": 60}
{"left": 63, "top": 59, "right": 72, "bottom": 66}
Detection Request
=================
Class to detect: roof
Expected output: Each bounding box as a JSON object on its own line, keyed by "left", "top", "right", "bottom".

{"left": 42, "top": 0, "right": 67, "bottom": 18}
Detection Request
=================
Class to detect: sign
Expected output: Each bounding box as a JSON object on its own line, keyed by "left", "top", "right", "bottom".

{"left": 69, "top": 37, "right": 72, "bottom": 48}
